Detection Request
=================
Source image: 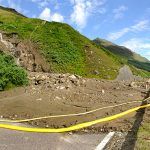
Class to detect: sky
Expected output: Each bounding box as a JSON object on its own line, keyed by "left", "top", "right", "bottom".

{"left": 0, "top": 0, "right": 150, "bottom": 60}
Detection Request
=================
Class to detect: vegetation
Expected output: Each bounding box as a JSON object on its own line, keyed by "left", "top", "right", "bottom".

{"left": 136, "top": 123, "right": 150, "bottom": 150}
{"left": 0, "top": 52, "right": 28, "bottom": 90}
{"left": 0, "top": 6, "right": 149, "bottom": 81}
{"left": 0, "top": 7, "right": 122, "bottom": 79}
{"left": 94, "top": 38, "right": 150, "bottom": 77}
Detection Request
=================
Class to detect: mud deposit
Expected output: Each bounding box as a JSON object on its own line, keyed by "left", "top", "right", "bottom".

{"left": 0, "top": 73, "right": 149, "bottom": 133}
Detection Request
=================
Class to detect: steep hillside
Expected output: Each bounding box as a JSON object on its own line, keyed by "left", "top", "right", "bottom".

{"left": 0, "top": 6, "right": 150, "bottom": 80}
{"left": 0, "top": 6, "right": 122, "bottom": 80}
{"left": 94, "top": 38, "right": 150, "bottom": 77}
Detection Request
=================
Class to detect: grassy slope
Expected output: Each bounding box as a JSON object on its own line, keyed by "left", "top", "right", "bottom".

{"left": 94, "top": 38, "right": 150, "bottom": 77}
{"left": 0, "top": 7, "right": 122, "bottom": 79}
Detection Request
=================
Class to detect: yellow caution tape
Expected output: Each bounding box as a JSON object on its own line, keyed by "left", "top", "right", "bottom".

{"left": 0, "top": 104, "right": 149, "bottom": 133}
{"left": 0, "top": 99, "right": 148, "bottom": 123}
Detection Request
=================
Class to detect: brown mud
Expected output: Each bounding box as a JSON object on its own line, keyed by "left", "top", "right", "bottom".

{"left": 0, "top": 72, "right": 149, "bottom": 133}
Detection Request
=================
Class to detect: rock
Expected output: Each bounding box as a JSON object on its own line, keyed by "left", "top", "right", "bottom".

{"left": 129, "top": 82, "right": 137, "bottom": 88}
{"left": 146, "top": 79, "right": 150, "bottom": 83}
{"left": 94, "top": 70, "right": 100, "bottom": 75}
{"left": 102, "top": 89, "right": 105, "bottom": 94}
{"left": 56, "top": 86, "right": 65, "bottom": 90}
{"left": 14, "top": 114, "right": 18, "bottom": 118}
{"left": 55, "top": 96, "right": 61, "bottom": 100}
{"left": 128, "top": 94, "right": 133, "bottom": 97}
{"left": 69, "top": 75, "right": 77, "bottom": 80}
{"left": 45, "top": 125, "right": 49, "bottom": 128}
{"left": 36, "top": 98, "right": 42, "bottom": 101}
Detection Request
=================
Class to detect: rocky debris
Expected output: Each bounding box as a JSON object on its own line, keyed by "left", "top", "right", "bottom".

{"left": 129, "top": 79, "right": 150, "bottom": 91}
{"left": 129, "top": 82, "right": 138, "bottom": 88}
{"left": 28, "top": 72, "right": 86, "bottom": 92}
{"left": 0, "top": 32, "right": 50, "bottom": 72}
{"left": 105, "top": 132, "right": 127, "bottom": 150}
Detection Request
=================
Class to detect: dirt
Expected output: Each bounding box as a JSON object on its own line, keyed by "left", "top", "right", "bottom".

{"left": 0, "top": 31, "right": 150, "bottom": 134}
{"left": 0, "top": 72, "right": 149, "bottom": 133}
{"left": 0, "top": 31, "right": 50, "bottom": 72}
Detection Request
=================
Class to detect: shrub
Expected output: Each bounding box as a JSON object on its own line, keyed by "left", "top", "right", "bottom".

{"left": 0, "top": 53, "right": 28, "bottom": 90}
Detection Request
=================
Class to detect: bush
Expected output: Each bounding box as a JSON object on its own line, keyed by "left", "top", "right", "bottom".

{"left": 0, "top": 53, "right": 28, "bottom": 90}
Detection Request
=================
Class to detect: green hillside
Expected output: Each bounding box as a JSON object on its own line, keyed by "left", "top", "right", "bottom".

{"left": 0, "top": 6, "right": 122, "bottom": 80}
{"left": 0, "top": 6, "right": 150, "bottom": 81}
{"left": 94, "top": 38, "right": 150, "bottom": 77}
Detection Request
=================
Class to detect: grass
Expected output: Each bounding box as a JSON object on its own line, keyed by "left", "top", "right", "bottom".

{"left": 94, "top": 38, "right": 150, "bottom": 77}
{"left": 0, "top": 8, "right": 122, "bottom": 80}
{"left": 136, "top": 123, "right": 150, "bottom": 150}
{"left": 0, "top": 52, "right": 28, "bottom": 91}
{"left": 0, "top": 7, "right": 149, "bottom": 80}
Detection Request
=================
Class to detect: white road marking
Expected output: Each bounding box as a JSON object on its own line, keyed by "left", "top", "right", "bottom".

{"left": 95, "top": 132, "right": 115, "bottom": 150}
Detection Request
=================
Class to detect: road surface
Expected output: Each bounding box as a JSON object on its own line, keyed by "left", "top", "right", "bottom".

{"left": 0, "top": 126, "right": 106, "bottom": 150}
{"left": 0, "top": 110, "right": 112, "bottom": 150}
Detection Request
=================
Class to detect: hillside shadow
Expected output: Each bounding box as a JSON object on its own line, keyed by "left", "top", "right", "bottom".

{"left": 120, "top": 91, "right": 149, "bottom": 150}
{"left": 106, "top": 45, "right": 133, "bottom": 58}
{"left": 128, "top": 60, "right": 150, "bottom": 72}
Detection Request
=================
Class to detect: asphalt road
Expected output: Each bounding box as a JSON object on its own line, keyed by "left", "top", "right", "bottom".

{"left": 0, "top": 128, "right": 106, "bottom": 150}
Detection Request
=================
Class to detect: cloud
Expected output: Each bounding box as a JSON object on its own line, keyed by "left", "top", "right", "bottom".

{"left": 113, "top": 5, "right": 128, "bottom": 20}
{"left": 39, "top": 7, "right": 64, "bottom": 22}
{"left": 31, "top": 0, "right": 60, "bottom": 8}
{"left": 107, "top": 28, "right": 130, "bottom": 41}
{"left": 121, "top": 38, "right": 150, "bottom": 52}
{"left": 107, "top": 20, "right": 149, "bottom": 41}
{"left": 131, "top": 20, "right": 150, "bottom": 31}
{"left": 70, "top": 0, "right": 106, "bottom": 29}
{"left": 145, "top": 52, "right": 150, "bottom": 60}
{"left": 32, "top": 0, "right": 51, "bottom": 7}
{"left": 147, "top": 52, "right": 150, "bottom": 56}
{"left": 97, "top": 8, "right": 107, "bottom": 14}
{"left": 146, "top": 52, "right": 150, "bottom": 58}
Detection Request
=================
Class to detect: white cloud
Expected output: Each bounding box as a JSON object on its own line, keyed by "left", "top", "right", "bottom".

{"left": 39, "top": 7, "right": 64, "bottom": 22}
{"left": 107, "top": 28, "right": 130, "bottom": 41}
{"left": 31, "top": 0, "right": 60, "bottom": 8}
{"left": 51, "top": 13, "right": 64, "bottom": 22}
{"left": 121, "top": 38, "right": 150, "bottom": 52}
{"left": 147, "top": 51, "right": 150, "bottom": 56}
{"left": 98, "top": 8, "right": 107, "bottom": 14}
{"left": 70, "top": 0, "right": 106, "bottom": 29}
{"left": 113, "top": 5, "right": 128, "bottom": 20}
{"left": 131, "top": 20, "right": 149, "bottom": 31}
{"left": 107, "top": 20, "right": 149, "bottom": 41}
{"left": 32, "top": 0, "right": 51, "bottom": 7}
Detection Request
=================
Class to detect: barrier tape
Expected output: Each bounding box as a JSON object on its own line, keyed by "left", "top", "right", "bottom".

{"left": 0, "top": 104, "right": 149, "bottom": 133}
{"left": 1, "top": 97, "right": 149, "bottom": 123}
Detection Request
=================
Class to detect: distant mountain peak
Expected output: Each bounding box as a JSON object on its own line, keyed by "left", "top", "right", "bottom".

{"left": 0, "top": 5, "right": 26, "bottom": 17}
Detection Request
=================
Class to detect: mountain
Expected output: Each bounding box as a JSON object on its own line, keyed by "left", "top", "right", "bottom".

{"left": 0, "top": 6, "right": 26, "bottom": 17}
{"left": 94, "top": 38, "right": 150, "bottom": 75}
{"left": 0, "top": 5, "right": 150, "bottom": 85}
